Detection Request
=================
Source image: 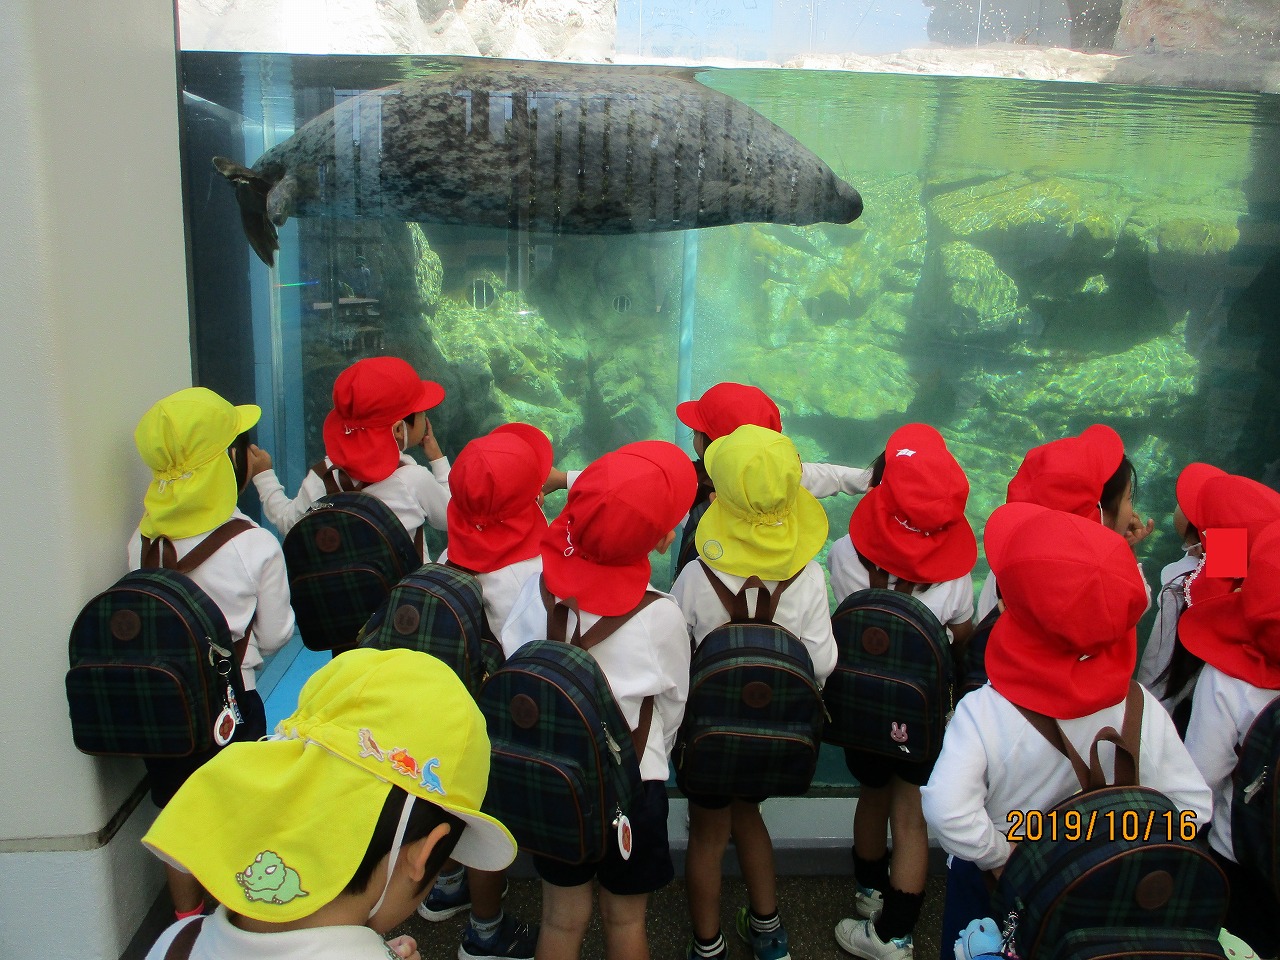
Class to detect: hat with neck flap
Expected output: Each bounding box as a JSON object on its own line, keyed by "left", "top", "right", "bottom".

{"left": 135, "top": 387, "right": 261, "bottom": 540}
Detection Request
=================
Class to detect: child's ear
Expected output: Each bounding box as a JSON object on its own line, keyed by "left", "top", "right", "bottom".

{"left": 655, "top": 530, "right": 678, "bottom": 555}
{"left": 404, "top": 822, "right": 453, "bottom": 883}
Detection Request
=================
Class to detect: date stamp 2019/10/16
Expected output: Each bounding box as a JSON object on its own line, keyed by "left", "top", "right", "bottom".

{"left": 1006, "top": 808, "right": 1198, "bottom": 843}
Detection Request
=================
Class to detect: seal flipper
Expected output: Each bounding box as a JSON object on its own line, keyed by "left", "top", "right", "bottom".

{"left": 265, "top": 174, "right": 300, "bottom": 229}
{"left": 212, "top": 156, "right": 281, "bottom": 267}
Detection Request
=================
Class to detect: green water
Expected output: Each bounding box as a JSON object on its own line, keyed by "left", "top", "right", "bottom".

{"left": 181, "top": 53, "right": 1280, "bottom": 598}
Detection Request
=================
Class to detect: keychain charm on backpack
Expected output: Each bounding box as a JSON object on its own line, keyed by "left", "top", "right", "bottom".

{"left": 614, "top": 808, "right": 633, "bottom": 860}
{"left": 213, "top": 684, "right": 242, "bottom": 746}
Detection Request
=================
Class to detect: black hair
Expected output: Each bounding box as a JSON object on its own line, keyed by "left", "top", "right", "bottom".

{"left": 869, "top": 451, "right": 887, "bottom": 488}
{"left": 343, "top": 786, "right": 466, "bottom": 896}
{"left": 1099, "top": 455, "right": 1137, "bottom": 520}
{"left": 230, "top": 431, "right": 252, "bottom": 492}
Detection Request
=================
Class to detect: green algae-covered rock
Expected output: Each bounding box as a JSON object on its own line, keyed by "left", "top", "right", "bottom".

{"left": 931, "top": 241, "right": 1029, "bottom": 335}
{"left": 408, "top": 224, "right": 443, "bottom": 310}
{"left": 1123, "top": 201, "right": 1242, "bottom": 256}
{"left": 977, "top": 321, "right": 1198, "bottom": 422}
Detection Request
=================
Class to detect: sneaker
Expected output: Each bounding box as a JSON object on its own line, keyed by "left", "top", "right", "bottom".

{"left": 855, "top": 885, "right": 884, "bottom": 921}
{"left": 458, "top": 915, "right": 539, "bottom": 960}
{"left": 684, "top": 934, "right": 729, "bottom": 960}
{"left": 417, "top": 874, "right": 471, "bottom": 921}
{"left": 834, "top": 918, "right": 913, "bottom": 960}
{"left": 735, "top": 907, "right": 792, "bottom": 960}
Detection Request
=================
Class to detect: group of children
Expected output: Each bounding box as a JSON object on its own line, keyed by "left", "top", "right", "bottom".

{"left": 127, "top": 362, "right": 1280, "bottom": 960}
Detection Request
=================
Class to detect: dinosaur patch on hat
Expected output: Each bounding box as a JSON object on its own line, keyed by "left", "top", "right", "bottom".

{"left": 236, "top": 850, "right": 309, "bottom": 904}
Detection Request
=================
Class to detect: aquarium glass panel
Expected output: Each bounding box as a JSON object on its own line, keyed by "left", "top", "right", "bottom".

{"left": 180, "top": 51, "right": 1280, "bottom": 785}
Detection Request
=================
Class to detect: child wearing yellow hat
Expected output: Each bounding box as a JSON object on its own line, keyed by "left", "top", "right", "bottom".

{"left": 670, "top": 423, "right": 836, "bottom": 960}
{"left": 250, "top": 357, "right": 451, "bottom": 558}
{"left": 130, "top": 387, "right": 297, "bottom": 919}
{"left": 141, "top": 647, "right": 518, "bottom": 960}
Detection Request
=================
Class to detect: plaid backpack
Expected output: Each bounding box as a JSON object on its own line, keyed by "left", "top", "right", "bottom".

{"left": 478, "top": 579, "right": 655, "bottom": 864}
{"left": 283, "top": 461, "right": 423, "bottom": 652}
{"left": 823, "top": 584, "right": 952, "bottom": 763}
{"left": 674, "top": 561, "right": 824, "bottom": 797}
{"left": 66, "top": 521, "right": 252, "bottom": 757}
{"left": 1231, "top": 693, "right": 1280, "bottom": 899}
{"left": 357, "top": 562, "right": 490, "bottom": 696}
{"left": 993, "top": 683, "right": 1228, "bottom": 960}
{"left": 674, "top": 498, "right": 712, "bottom": 579}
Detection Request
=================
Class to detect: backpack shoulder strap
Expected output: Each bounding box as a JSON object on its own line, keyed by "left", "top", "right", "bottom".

{"left": 312, "top": 458, "right": 364, "bottom": 495}
{"left": 164, "top": 916, "right": 205, "bottom": 960}
{"left": 697, "top": 560, "right": 800, "bottom": 624}
{"left": 855, "top": 549, "right": 918, "bottom": 594}
{"left": 1015, "top": 681, "right": 1144, "bottom": 792}
{"left": 141, "top": 519, "right": 254, "bottom": 574}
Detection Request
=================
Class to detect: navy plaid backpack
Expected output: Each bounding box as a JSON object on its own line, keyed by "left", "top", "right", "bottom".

{"left": 823, "top": 583, "right": 953, "bottom": 763}
{"left": 283, "top": 461, "right": 423, "bottom": 653}
{"left": 993, "top": 683, "right": 1228, "bottom": 960}
{"left": 674, "top": 561, "right": 824, "bottom": 797}
{"left": 1231, "top": 694, "right": 1280, "bottom": 899}
{"left": 478, "top": 578, "right": 654, "bottom": 864}
{"left": 956, "top": 605, "right": 999, "bottom": 703}
{"left": 357, "top": 562, "right": 491, "bottom": 696}
{"left": 66, "top": 520, "right": 252, "bottom": 757}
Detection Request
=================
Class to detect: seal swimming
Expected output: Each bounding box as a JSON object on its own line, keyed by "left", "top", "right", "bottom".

{"left": 213, "top": 63, "right": 863, "bottom": 266}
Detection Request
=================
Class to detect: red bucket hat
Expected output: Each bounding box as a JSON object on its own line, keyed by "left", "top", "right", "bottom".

{"left": 323, "top": 358, "right": 445, "bottom": 484}
{"left": 984, "top": 502, "right": 1147, "bottom": 719}
{"left": 541, "top": 441, "right": 697, "bottom": 616}
{"left": 1006, "top": 425, "right": 1125, "bottom": 520}
{"left": 676, "top": 382, "right": 783, "bottom": 442}
{"left": 447, "top": 424, "right": 553, "bottom": 574}
{"left": 1180, "top": 519, "right": 1280, "bottom": 690}
{"left": 849, "top": 424, "right": 977, "bottom": 584}
{"left": 1175, "top": 462, "right": 1227, "bottom": 530}
{"left": 1185, "top": 473, "right": 1280, "bottom": 606}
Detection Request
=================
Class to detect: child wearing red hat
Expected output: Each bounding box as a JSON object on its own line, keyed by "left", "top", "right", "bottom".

{"left": 922, "top": 503, "right": 1211, "bottom": 960}
{"left": 1182, "top": 519, "right": 1280, "bottom": 956}
{"left": 831, "top": 424, "right": 977, "bottom": 960}
{"left": 670, "top": 423, "right": 837, "bottom": 960}
{"left": 251, "top": 357, "right": 451, "bottom": 557}
{"left": 500, "top": 441, "right": 698, "bottom": 960}
{"left": 419, "top": 424, "right": 553, "bottom": 960}
{"left": 973, "top": 424, "right": 1154, "bottom": 622}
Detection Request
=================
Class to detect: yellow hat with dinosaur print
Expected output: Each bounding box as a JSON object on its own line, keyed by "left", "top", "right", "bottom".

{"left": 142, "top": 648, "right": 517, "bottom": 922}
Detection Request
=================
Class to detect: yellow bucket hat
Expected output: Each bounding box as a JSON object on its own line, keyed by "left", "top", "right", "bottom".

{"left": 134, "top": 387, "right": 261, "bottom": 540}
{"left": 695, "top": 424, "right": 829, "bottom": 580}
{"left": 142, "top": 648, "right": 517, "bottom": 922}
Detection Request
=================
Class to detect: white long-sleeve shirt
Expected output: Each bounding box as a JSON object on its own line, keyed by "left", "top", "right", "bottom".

{"left": 501, "top": 574, "right": 690, "bottom": 782}
{"left": 1134, "top": 553, "right": 1200, "bottom": 714}
{"left": 827, "top": 534, "right": 974, "bottom": 637}
{"left": 1184, "top": 664, "right": 1280, "bottom": 861}
{"left": 128, "top": 509, "right": 295, "bottom": 690}
{"left": 253, "top": 454, "right": 450, "bottom": 558}
{"left": 144, "top": 906, "right": 395, "bottom": 960}
{"left": 921, "top": 683, "right": 1212, "bottom": 870}
{"left": 438, "top": 550, "right": 542, "bottom": 638}
{"left": 670, "top": 559, "right": 837, "bottom": 686}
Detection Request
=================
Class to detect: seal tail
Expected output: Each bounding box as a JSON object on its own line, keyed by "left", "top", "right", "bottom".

{"left": 212, "top": 156, "right": 281, "bottom": 267}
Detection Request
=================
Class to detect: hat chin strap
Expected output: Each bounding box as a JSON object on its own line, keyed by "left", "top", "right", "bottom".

{"left": 368, "top": 792, "right": 417, "bottom": 921}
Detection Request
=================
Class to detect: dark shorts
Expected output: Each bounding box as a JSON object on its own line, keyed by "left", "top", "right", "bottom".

{"left": 533, "top": 781, "right": 674, "bottom": 896}
{"left": 682, "top": 791, "right": 769, "bottom": 810}
{"left": 144, "top": 688, "right": 267, "bottom": 808}
{"left": 843, "top": 747, "right": 935, "bottom": 788}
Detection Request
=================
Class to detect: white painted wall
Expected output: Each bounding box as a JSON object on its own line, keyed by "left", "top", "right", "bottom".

{"left": 0, "top": 1, "right": 194, "bottom": 957}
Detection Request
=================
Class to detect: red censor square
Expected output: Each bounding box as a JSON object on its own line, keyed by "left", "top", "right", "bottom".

{"left": 1204, "top": 528, "right": 1248, "bottom": 579}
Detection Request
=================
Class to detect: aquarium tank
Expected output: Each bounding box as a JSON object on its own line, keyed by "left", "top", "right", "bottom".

{"left": 177, "top": 5, "right": 1280, "bottom": 788}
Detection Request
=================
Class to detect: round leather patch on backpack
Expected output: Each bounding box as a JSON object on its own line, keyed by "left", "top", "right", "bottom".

{"left": 743, "top": 681, "right": 773, "bottom": 709}
{"left": 315, "top": 526, "right": 342, "bottom": 554}
{"left": 511, "top": 694, "right": 540, "bottom": 729}
{"left": 1135, "top": 869, "right": 1174, "bottom": 910}
{"left": 861, "top": 626, "right": 890, "bottom": 656}
{"left": 110, "top": 610, "right": 142, "bottom": 642}
{"left": 393, "top": 605, "right": 420, "bottom": 635}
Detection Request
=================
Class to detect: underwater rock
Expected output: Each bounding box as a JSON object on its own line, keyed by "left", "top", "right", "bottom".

{"left": 976, "top": 320, "right": 1197, "bottom": 425}
{"left": 212, "top": 63, "right": 862, "bottom": 266}
{"left": 1122, "top": 200, "right": 1242, "bottom": 256}
{"left": 925, "top": 241, "right": 1029, "bottom": 336}
{"left": 408, "top": 225, "right": 443, "bottom": 311}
